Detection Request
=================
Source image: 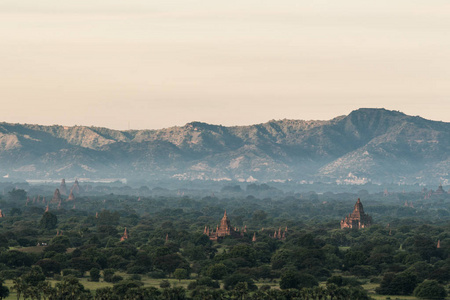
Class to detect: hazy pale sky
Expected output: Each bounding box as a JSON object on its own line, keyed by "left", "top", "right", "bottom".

{"left": 1, "top": 0, "right": 449, "bottom": 129}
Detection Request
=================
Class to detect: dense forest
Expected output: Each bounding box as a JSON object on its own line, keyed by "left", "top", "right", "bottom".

{"left": 0, "top": 182, "right": 450, "bottom": 299}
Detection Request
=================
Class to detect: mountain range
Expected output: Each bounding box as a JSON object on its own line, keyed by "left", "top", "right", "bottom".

{"left": 0, "top": 108, "right": 448, "bottom": 185}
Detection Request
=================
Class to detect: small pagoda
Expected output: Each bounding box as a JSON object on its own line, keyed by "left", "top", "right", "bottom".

{"left": 120, "top": 228, "right": 129, "bottom": 241}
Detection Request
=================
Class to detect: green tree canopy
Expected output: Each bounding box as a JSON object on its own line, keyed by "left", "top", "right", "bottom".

{"left": 414, "top": 280, "right": 447, "bottom": 300}
{"left": 40, "top": 212, "right": 58, "bottom": 230}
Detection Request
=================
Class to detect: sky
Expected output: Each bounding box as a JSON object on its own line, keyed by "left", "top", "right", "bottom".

{"left": 0, "top": 0, "right": 449, "bottom": 130}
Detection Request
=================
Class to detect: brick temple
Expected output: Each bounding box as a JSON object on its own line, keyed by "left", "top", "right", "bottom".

{"left": 340, "top": 198, "right": 372, "bottom": 229}
{"left": 204, "top": 210, "right": 241, "bottom": 241}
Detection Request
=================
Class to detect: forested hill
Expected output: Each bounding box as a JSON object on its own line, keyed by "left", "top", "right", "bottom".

{"left": 0, "top": 108, "right": 449, "bottom": 184}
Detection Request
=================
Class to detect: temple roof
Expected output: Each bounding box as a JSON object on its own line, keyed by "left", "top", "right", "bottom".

{"left": 222, "top": 210, "right": 229, "bottom": 220}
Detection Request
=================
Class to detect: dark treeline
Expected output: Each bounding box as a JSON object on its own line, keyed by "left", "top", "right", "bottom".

{"left": 0, "top": 183, "right": 449, "bottom": 299}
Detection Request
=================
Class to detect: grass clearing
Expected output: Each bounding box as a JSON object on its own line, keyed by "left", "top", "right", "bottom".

{"left": 13, "top": 246, "right": 46, "bottom": 254}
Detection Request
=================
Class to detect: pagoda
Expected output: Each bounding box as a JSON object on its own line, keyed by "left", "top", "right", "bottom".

{"left": 205, "top": 211, "right": 239, "bottom": 241}
{"left": 120, "top": 227, "right": 129, "bottom": 241}
{"left": 340, "top": 198, "right": 372, "bottom": 229}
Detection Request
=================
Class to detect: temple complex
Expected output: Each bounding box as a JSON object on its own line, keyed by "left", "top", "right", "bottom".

{"left": 204, "top": 211, "right": 241, "bottom": 241}
{"left": 272, "top": 227, "right": 288, "bottom": 240}
{"left": 341, "top": 198, "right": 372, "bottom": 229}
{"left": 435, "top": 184, "right": 446, "bottom": 195}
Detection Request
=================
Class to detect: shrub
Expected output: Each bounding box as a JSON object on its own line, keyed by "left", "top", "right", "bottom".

{"left": 148, "top": 271, "right": 166, "bottom": 279}
{"left": 111, "top": 274, "right": 123, "bottom": 283}
{"left": 62, "top": 269, "right": 83, "bottom": 278}
{"left": 160, "top": 280, "right": 171, "bottom": 288}
{"left": 129, "top": 274, "right": 141, "bottom": 281}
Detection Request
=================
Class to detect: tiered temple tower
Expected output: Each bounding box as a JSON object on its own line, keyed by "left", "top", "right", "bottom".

{"left": 205, "top": 211, "right": 240, "bottom": 241}
{"left": 341, "top": 198, "right": 372, "bottom": 229}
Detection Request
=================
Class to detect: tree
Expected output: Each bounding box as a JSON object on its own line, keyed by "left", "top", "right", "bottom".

{"left": 71, "top": 257, "right": 99, "bottom": 274}
{"left": 40, "top": 212, "right": 58, "bottom": 230}
{"left": 414, "top": 280, "right": 447, "bottom": 300}
{"left": 12, "top": 278, "right": 25, "bottom": 300}
{"left": 55, "top": 276, "right": 92, "bottom": 299}
{"left": 10, "top": 207, "right": 22, "bottom": 216}
{"left": 233, "top": 282, "right": 249, "bottom": 300}
{"left": 223, "top": 273, "right": 257, "bottom": 291}
{"left": 22, "top": 266, "right": 46, "bottom": 286}
{"left": 39, "top": 281, "right": 56, "bottom": 300}
{"left": 154, "top": 253, "right": 188, "bottom": 275}
{"left": 376, "top": 271, "right": 417, "bottom": 295}
{"left": 413, "top": 235, "right": 438, "bottom": 261}
{"left": 280, "top": 270, "right": 300, "bottom": 290}
{"left": 35, "top": 259, "right": 61, "bottom": 277}
{"left": 206, "top": 263, "right": 228, "bottom": 280}
{"left": 103, "top": 269, "right": 115, "bottom": 282}
{"left": 349, "top": 287, "right": 371, "bottom": 300}
{"left": 252, "top": 210, "right": 268, "bottom": 225}
{"left": 162, "top": 287, "right": 187, "bottom": 300}
{"left": 90, "top": 268, "right": 100, "bottom": 282}
{"left": 0, "top": 250, "right": 35, "bottom": 268}
{"left": 229, "top": 244, "right": 257, "bottom": 267}
{"left": 280, "top": 270, "right": 318, "bottom": 290}
{"left": 95, "top": 287, "right": 117, "bottom": 300}
{"left": 0, "top": 279, "right": 9, "bottom": 300}
{"left": 174, "top": 268, "right": 188, "bottom": 281}
{"left": 112, "top": 280, "right": 143, "bottom": 297}
{"left": 8, "top": 188, "right": 27, "bottom": 201}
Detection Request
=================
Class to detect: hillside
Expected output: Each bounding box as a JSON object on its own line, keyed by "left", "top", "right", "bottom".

{"left": 0, "top": 108, "right": 448, "bottom": 184}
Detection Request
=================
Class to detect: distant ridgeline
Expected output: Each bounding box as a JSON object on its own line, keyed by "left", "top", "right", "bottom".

{"left": 0, "top": 108, "right": 449, "bottom": 184}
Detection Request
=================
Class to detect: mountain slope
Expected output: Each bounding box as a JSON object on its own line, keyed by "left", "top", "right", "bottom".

{"left": 0, "top": 108, "right": 448, "bottom": 184}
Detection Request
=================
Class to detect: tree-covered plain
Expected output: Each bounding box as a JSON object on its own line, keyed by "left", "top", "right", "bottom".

{"left": 0, "top": 182, "right": 449, "bottom": 299}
